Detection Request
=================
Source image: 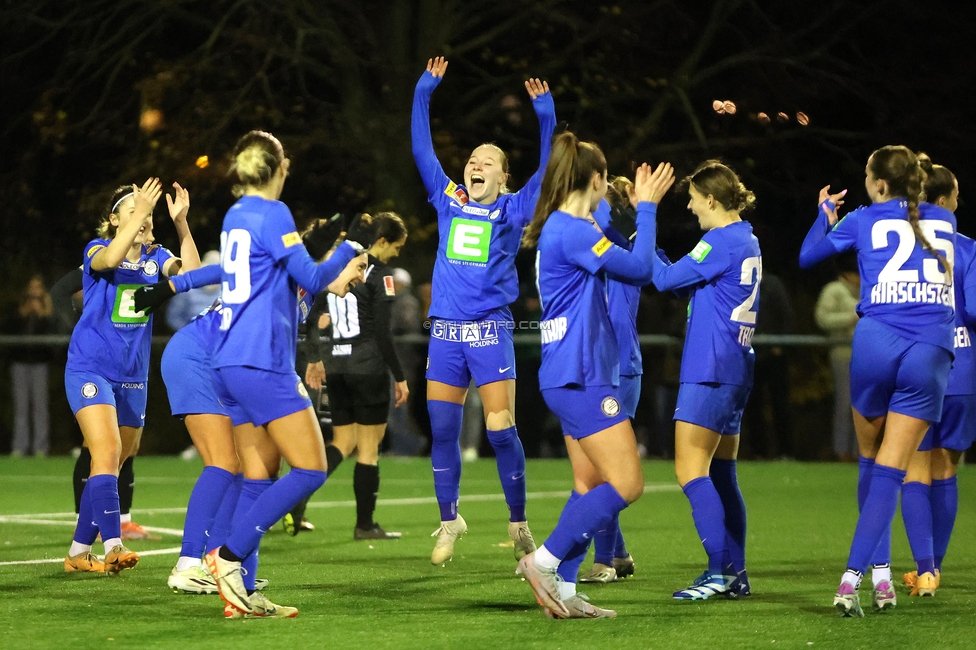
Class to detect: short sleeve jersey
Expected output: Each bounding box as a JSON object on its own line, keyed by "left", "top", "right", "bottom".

{"left": 213, "top": 195, "right": 307, "bottom": 373}
{"left": 536, "top": 211, "right": 622, "bottom": 389}
{"left": 67, "top": 239, "right": 174, "bottom": 381}
{"left": 947, "top": 233, "right": 976, "bottom": 395}
{"left": 820, "top": 200, "right": 956, "bottom": 351}
{"left": 680, "top": 221, "right": 761, "bottom": 386}
{"left": 325, "top": 254, "right": 395, "bottom": 375}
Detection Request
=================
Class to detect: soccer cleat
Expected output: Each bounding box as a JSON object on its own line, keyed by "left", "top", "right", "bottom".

{"left": 516, "top": 552, "right": 570, "bottom": 618}
{"left": 121, "top": 521, "right": 161, "bottom": 541}
{"left": 205, "top": 548, "right": 252, "bottom": 616}
{"left": 903, "top": 570, "right": 917, "bottom": 590}
{"left": 248, "top": 592, "right": 299, "bottom": 618}
{"left": 168, "top": 565, "right": 218, "bottom": 594}
{"left": 673, "top": 574, "right": 732, "bottom": 600}
{"left": 833, "top": 581, "right": 864, "bottom": 617}
{"left": 282, "top": 513, "right": 297, "bottom": 536}
{"left": 726, "top": 570, "right": 752, "bottom": 599}
{"left": 430, "top": 514, "right": 467, "bottom": 565}
{"left": 913, "top": 571, "right": 938, "bottom": 597}
{"left": 354, "top": 523, "right": 403, "bottom": 540}
{"left": 613, "top": 554, "right": 635, "bottom": 579}
{"left": 103, "top": 544, "right": 139, "bottom": 575}
{"left": 255, "top": 578, "right": 269, "bottom": 591}
{"left": 579, "top": 563, "right": 617, "bottom": 584}
{"left": 64, "top": 551, "right": 104, "bottom": 573}
{"left": 508, "top": 521, "right": 537, "bottom": 561}
{"left": 872, "top": 580, "right": 897, "bottom": 611}
{"left": 545, "top": 593, "right": 617, "bottom": 619}
{"left": 298, "top": 518, "right": 315, "bottom": 532}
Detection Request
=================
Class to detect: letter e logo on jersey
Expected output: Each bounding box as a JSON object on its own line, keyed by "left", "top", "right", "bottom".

{"left": 689, "top": 240, "right": 712, "bottom": 263}
{"left": 112, "top": 284, "right": 151, "bottom": 324}
{"left": 447, "top": 218, "right": 492, "bottom": 263}
{"left": 601, "top": 396, "right": 620, "bottom": 417}
{"left": 383, "top": 275, "right": 395, "bottom": 297}
{"left": 81, "top": 382, "right": 98, "bottom": 399}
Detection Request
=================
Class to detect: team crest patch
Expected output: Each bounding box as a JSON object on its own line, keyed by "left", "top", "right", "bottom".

{"left": 426, "top": 356, "right": 430, "bottom": 370}
{"left": 688, "top": 240, "right": 712, "bottom": 262}
{"left": 488, "top": 209, "right": 501, "bottom": 221}
{"left": 444, "top": 181, "right": 469, "bottom": 205}
{"left": 383, "top": 275, "right": 395, "bottom": 296}
{"left": 601, "top": 396, "right": 620, "bottom": 417}
{"left": 81, "top": 382, "right": 98, "bottom": 399}
{"left": 297, "top": 381, "right": 309, "bottom": 399}
{"left": 143, "top": 260, "right": 159, "bottom": 277}
{"left": 591, "top": 237, "right": 612, "bottom": 257}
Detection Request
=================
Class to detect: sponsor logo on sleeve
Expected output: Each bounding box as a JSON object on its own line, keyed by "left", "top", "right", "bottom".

{"left": 383, "top": 275, "right": 396, "bottom": 296}
{"left": 688, "top": 240, "right": 712, "bottom": 262}
{"left": 601, "top": 396, "right": 620, "bottom": 417}
{"left": 81, "top": 382, "right": 98, "bottom": 399}
{"left": 281, "top": 231, "right": 302, "bottom": 247}
{"left": 444, "top": 181, "right": 469, "bottom": 205}
{"left": 87, "top": 245, "right": 105, "bottom": 259}
{"left": 591, "top": 237, "right": 612, "bottom": 257}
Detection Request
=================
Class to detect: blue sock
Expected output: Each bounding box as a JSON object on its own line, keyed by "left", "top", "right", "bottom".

{"left": 242, "top": 548, "right": 259, "bottom": 593}
{"left": 73, "top": 480, "right": 99, "bottom": 545}
{"left": 710, "top": 458, "right": 746, "bottom": 574}
{"left": 207, "top": 474, "right": 242, "bottom": 553}
{"left": 846, "top": 463, "right": 905, "bottom": 573}
{"left": 485, "top": 426, "right": 527, "bottom": 522}
{"left": 555, "top": 492, "right": 586, "bottom": 583}
{"left": 902, "top": 481, "right": 935, "bottom": 575}
{"left": 593, "top": 513, "right": 619, "bottom": 566}
{"left": 857, "top": 456, "right": 891, "bottom": 566}
{"left": 181, "top": 466, "right": 235, "bottom": 561}
{"left": 930, "top": 476, "right": 958, "bottom": 571}
{"left": 613, "top": 524, "right": 629, "bottom": 560}
{"left": 428, "top": 400, "right": 463, "bottom": 521}
{"left": 682, "top": 477, "right": 727, "bottom": 575}
{"left": 228, "top": 478, "right": 271, "bottom": 591}
{"left": 226, "top": 469, "right": 326, "bottom": 560}
{"left": 88, "top": 474, "right": 121, "bottom": 542}
{"left": 543, "top": 484, "right": 628, "bottom": 559}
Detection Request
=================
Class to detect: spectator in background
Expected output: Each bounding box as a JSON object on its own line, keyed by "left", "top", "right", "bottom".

{"left": 388, "top": 268, "right": 424, "bottom": 455}
{"left": 4, "top": 274, "right": 55, "bottom": 456}
{"left": 743, "top": 271, "right": 795, "bottom": 458}
{"left": 815, "top": 255, "right": 860, "bottom": 462}
{"left": 165, "top": 249, "right": 221, "bottom": 331}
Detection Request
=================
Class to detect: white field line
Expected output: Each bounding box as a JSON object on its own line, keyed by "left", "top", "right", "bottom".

{"left": 0, "top": 518, "right": 184, "bottom": 537}
{"left": 0, "top": 547, "right": 182, "bottom": 567}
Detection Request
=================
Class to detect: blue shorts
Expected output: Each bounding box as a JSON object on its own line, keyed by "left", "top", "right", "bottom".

{"left": 425, "top": 308, "right": 517, "bottom": 388}
{"left": 619, "top": 374, "right": 642, "bottom": 420}
{"left": 919, "top": 394, "right": 976, "bottom": 451}
{"left": 850, "top": 319, "right": 952, "bottom": 423}
{"left": 161, "top": 329, "right": 227, "bottom": 418}
{"left": 674, "top": 382, "right": 751, "bottom": 435}
{"left": 214, "top": 366, "right": 313, "bottom": 427}
{"left": 64, "top": 368, "right": 148, "bottom": 428}
{"left": 542, "top": 384, "right": 630, "bottom": 439}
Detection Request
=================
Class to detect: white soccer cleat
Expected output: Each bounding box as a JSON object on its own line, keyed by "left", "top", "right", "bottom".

{"left": 430, "top": 514, "right": 467, "bottom": 565}
{"left": 168, "top": 565, "right": 218, "bottom": 594}
{"left": 579, "top": 563, "right": 617, "bottom": 584}
{"left": 516, "top": 552, "right": 570, "bottom": 618}
{"left": 546, "top": 593, "right": 617, "bottom": 619}
{"left": 508, "top": 521, "right": 537, "bottom": 561}
{"left": 248, "top": 592, "right": 298, "bottom": 618}
{"left": 206, "top": 548, "right": 252, "bottom": 616}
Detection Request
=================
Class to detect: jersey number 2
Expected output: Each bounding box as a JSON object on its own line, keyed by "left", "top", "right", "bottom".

{"left": 730, "top": 256, "right": 762, "bottom": 324}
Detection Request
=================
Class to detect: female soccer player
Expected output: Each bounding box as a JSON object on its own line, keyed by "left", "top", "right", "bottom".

{"left": 899, "top": 155, "right": 970, "bottom": 598}
{"left": 517, "top": 131, "right": 674, "bottom": 618}
{"left": 799, "top": 146, "right": 956, "bottom": 617}
{"left": 203, "top": 130, "right": 369, "bottom": 618}
{"left": 412, "top": 57, "right": 556, "bottom": 564}
{"left": 649, "top": 161, "right": 759, "bottom": 601}
{"left": 63, "top": 178, "right": 200, "bottom": 574}
{"left": 320, "top": 212, "right": 410, "bottom": 540}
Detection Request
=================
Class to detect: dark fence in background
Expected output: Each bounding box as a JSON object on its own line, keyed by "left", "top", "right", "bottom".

{"left": 0, "top": 334, "right": 842, "bottom": 460}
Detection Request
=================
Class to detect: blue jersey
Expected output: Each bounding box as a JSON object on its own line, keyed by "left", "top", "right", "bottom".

{"left": 653, "top": 221, "right": 761, "bottom": 386}
{"left": 592, "top": 200, "right": 643, "bottom": 377}
{"left": 536, "top": 204, "right": 658, "bottom": 389}
{"left": 67, "top": 239, "right": 174, "bottom": 382}
{"left": 800, "top": 199, "right": 956, "bottom": 351}
{"left": 213, "top": 195, "right": 357, "bottom": 374}
{"left": 411, "top": 71, "right": 556, "bottom": 320}
{"left": 947, "top": 233, "right": 976, "bottom": 395}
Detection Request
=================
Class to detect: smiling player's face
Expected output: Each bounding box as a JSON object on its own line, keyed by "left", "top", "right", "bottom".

{"left": 328, "top": 254, "right": 368, "bottom": 297}
{"left": 686, "top": 186, "right": 713, "bottom": 230}
{"left": 111, "top": 196, "right": 152, "bottom": 245}
{"left": 464, "top": 145, "right": 507, "bottom": 204}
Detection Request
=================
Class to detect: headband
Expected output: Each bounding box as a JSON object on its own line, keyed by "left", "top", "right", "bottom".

{"left": 111, "top": 192, "right": 135, "bottom": 214}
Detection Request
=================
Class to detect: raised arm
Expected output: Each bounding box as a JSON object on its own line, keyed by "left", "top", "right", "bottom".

{"left": 799, "top": 186, "right": 850, "bottom": 269}
{"left": 282, "top": 241, "right": 361, "bottom": 295}
{"left": 411, "top": 57, "right": 453, "bottom": 204}
{"left": 90, "top": 178, "right": 161, "bottom": 272}
{"left": 509, "top": 79, "right": 556, "bottom": 225}
{"left": 163, "top": 182, "right": 202, "bottom": 276}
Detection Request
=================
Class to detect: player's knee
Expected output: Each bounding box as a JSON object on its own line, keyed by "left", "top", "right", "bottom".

{"left": 616, "top": 476, "right": 644, "bottom": 504}
{"left": 485, "top": 409, "right": 514, "bottom": 431}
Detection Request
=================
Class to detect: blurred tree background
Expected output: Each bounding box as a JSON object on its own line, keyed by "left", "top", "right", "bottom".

{"left": 1, "top": 0, "right": 974, "bottom": 454}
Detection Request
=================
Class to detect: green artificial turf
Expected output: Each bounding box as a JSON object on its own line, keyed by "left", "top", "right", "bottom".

{"left": 1, "top": 457, "right": 973, "bottom": 649}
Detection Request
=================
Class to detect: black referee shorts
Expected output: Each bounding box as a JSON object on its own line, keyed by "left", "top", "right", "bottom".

{"left": 326, "top": 373, "right": 391, "bottom": 427}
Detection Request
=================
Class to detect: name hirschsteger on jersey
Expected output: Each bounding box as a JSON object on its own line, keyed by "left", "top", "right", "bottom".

{"left": 324, "top": 255, "right": 395, "bottom": 375}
